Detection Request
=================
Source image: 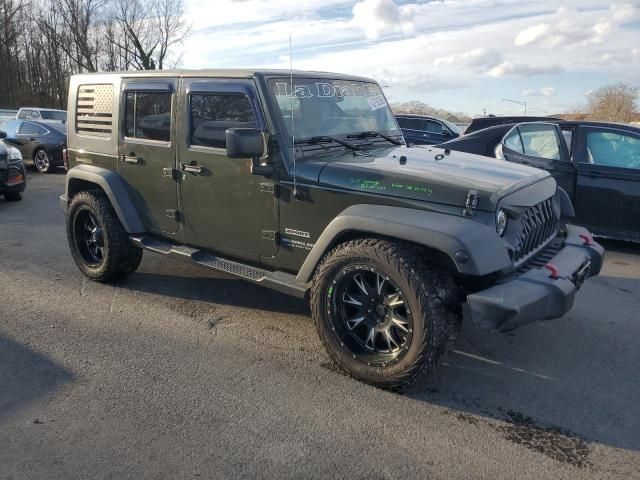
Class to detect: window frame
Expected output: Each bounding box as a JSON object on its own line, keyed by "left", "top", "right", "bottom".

{"left": 121, "top": 82, "right": 174, "bottom": 146}
{"left": 502, "top": 122, "right": 567, "bottom": 162}
{"left": 185, "top": 81, "right": 265, "bottom": 154}
{"left": 18, "top": 121, "right": 39, "bottom": 136}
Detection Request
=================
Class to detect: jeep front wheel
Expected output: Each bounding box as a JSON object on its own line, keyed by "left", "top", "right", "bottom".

{"left": 67, "top": 190, "right": 142, "bottom": 282}
{"left": 311, "top": 238, "right": 461, "bottom": 389}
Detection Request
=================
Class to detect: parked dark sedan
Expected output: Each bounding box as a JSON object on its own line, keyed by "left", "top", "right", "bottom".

{"left": 0, "top": 131, "right": 27, "bottom": 201}
{"left": 440, "top": 121, "right": 640, "bottom": 242}
{"left": 395, "top": 114, "right": 462, "bottom": 145}
{"left": 464, "top": 115, "right": 560, "bottom": 134}
{"left": 0, "top": 119, "right": 67, "bottom": 173}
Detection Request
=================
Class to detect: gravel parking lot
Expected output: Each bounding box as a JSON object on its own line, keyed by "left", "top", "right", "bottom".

{"left": 1, "top": 172, "right": 639, "bottom": 479}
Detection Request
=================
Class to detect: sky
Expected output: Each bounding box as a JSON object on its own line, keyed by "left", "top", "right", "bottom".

{"left": 180, "top": 0, "right": 640, "bottom": 117}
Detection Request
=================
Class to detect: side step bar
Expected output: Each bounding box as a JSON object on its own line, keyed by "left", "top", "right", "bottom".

{"left": 130, "top": 235, "right": 309, "bottom": 299}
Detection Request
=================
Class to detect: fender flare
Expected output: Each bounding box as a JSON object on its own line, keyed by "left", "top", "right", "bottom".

{"left": 64, "top": 164, "right": 145, "bottom": 233}
{"left": 296, "top": 204, "right": 512, "bottom": 283}
{"left": 556, "top": 187, "right": 575, "bottom": 218}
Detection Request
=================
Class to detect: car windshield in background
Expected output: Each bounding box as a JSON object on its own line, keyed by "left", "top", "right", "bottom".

{"left": 442, "top": 119, "right": 462, "bottom": 134}
{"left": 41, "top": 110, "right": 66, "bottom": 121}
{"left": 268, "top": 78, "right": 400, "bottom": 144}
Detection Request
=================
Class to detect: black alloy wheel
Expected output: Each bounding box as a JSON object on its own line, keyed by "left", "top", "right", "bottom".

{"left": 73, "top": 208, "right": 105, "bottom": 266}
{"left": 330, "top": 266, "right": 413, "bottom": 363}
{"left": 34, "top": 149, "right": 52, "bottom": 173}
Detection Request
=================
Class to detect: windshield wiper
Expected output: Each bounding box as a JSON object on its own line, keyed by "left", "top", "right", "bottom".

{"left": 349, "top": 131, "right": 404, "bottom": 145}
{"left": 296, "top": 136, "right": 359, "bottom": 151}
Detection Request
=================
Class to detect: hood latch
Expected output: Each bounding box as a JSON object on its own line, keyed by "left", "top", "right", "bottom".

{"left": 463, "top": 190, "right": 479, "bottom": 217}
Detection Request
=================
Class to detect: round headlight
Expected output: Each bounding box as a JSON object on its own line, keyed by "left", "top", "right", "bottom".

{"left": 496, "top": 209, "right": 508, "bottom": 236}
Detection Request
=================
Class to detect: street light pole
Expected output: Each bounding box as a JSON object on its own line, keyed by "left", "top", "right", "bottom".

{"left": 502, "top": 98, "right": 527, "bottom": 115}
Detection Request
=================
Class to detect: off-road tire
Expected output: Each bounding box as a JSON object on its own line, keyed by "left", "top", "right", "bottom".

{"left": 67, "top": 190, "right": 143, "bottom": 282}
{"left": 4, "top": 191, "right": 22, "bottom": 201}
{"left": 311, "top": 238, "right": 462, "bottom": 389}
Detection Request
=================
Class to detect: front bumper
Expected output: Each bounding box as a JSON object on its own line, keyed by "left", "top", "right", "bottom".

{"left": 464, "top": 225, "right": 604, "bottom": 332}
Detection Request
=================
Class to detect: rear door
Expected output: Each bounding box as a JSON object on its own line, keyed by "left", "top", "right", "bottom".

{"left": 572, "top": 125, "right": 640, "bottom": 241}
{"left": 118, "top": 79, "right": 180, "bottom": 235}
{"left": 400, "top": 117, "right": 428, "bottom": 144}
{"left": 13, "top": 121, "right": 41, "bottom": 162}
{"left": 423, "top": 119, "right": 451, "bottom": 144}
{"left": 177, "top": 78, "right": 278, "bottom": 257}
{"left": 500, "top": 122, "right": 576, "bottom": 197}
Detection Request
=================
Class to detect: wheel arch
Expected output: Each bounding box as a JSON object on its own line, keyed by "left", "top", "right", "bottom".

{"left": 64, "top": 164, "right": 145, "bottom": 233}
{"left": 296, "top": 205, "right": 512, "bottom": 283}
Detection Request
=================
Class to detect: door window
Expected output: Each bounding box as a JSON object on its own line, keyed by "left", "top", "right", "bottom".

{"left": 404, "top": 118, "right": 422, "bottom": 130}
{"left": 503, "top": 128, "right": 524, "bottom": 153}
{"left": 424, "top": 121, "right": 443, "bottom": 134}
{"left": 585, "top": 130, "right": 640, "bottom": 169}
{"left": 18, "top": 122, "right": 38, "bottom": 135}
{"left": 189, "top": 93, "right": 256, "bottom": 149}
{"left": 396, "top": 117, "right": 408, "bottom": 128}
{"left": 518, "top": 124, "right": 561, "bottom": 160}
{"left": 124, "top": 92, "right": 172, "bottom": 142}
{"left": 561, "top": 129, "right": 573, "bottom": 155}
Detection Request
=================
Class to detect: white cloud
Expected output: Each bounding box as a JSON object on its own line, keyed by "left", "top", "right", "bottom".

{"left": 352, "top": 0, "right": 413, "bottom": 40}
{"left": 433, "top": 48, "right": 502, "bottom": 70}
{"left": 488, "top": 61, "right": 564, "bottom": 78}
{"left": 610, "top": 3, "right": 640, "bottom": 23}
{"left": 514, "top": 4, "right": 637, "bottom": 49}
{"left": 523, "top": 87, "right": 556, "bottom": 97}
{"left": 180, "top": 0, "right": 640, "bottom": 115}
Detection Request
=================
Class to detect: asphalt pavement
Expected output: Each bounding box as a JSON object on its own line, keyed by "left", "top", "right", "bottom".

{"left": 1, "top": 172, "right": 639, "bottom": 479}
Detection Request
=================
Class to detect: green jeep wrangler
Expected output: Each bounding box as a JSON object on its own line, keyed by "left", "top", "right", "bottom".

{"left": 61, "top": 69, "right": 603, "bottom": 388}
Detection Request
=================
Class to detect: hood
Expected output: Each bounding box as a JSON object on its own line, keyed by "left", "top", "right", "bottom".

{"left": 314, "top": 145, "right": 551, "bottom": 211}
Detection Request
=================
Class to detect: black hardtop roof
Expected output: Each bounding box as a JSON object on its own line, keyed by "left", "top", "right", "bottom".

{"left": 71, "top": 69, "right": 376, "bottom": 83}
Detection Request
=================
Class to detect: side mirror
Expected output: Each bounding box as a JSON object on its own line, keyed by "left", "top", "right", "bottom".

{"left": 0, "top": 130, "right": 6, "bottom": 139}
{"left": 226, "top": 128, "right": 264, "bottom": 158}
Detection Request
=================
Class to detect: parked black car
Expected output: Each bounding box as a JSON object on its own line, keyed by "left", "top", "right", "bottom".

{"left": 464, "top": 116, "right": 561, "bottom": 134}
{"left": 440, "top": 121, "right": 640, "bottom": 242}
{"left": 0, "top": 131, "right": 27, "bottom": 201}
{"left": 0, "top": 119, "right": 67, "bottom": 173}
{"left": 395, "top": 114, "right": 462, "bottom": 145}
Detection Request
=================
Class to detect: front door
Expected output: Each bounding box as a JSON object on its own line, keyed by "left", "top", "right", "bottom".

{"left": 501, "top": 122, "right": 576, "bottom": 198}
{"left": 177, "top": 79, "right": 278, "bottom": 257}
{"left": 118, "top": 79, "right": 180, "bottom": 234}
{"left": 573, "top": 125, "right": 640, "bottom": 241}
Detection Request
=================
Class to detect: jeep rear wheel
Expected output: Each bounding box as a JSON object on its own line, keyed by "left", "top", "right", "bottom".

{"left": 67, "top": 190, "right": 142, "bottom": 282}
{"left": 311, "top": 238, "right": 462, "bottom": 389}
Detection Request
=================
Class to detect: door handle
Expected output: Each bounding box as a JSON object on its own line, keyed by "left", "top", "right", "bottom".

{"left": 121, "top": 153, "right": 140, "bottom": 164}
{"left": 180, "top": 163, "right": 203, "bottom": 174}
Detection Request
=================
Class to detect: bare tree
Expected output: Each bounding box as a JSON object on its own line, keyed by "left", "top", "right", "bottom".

{"left": 391, "top": 100, "right": 471, "bottom": 123}
{"left": 111, "top": 0, "right": 190, "bottom": 70}
{"left": 587, "top": 82, "right": 639, "bottom": 123}
{"left": 154, "top": 0, "right": 190, "bottom": 69}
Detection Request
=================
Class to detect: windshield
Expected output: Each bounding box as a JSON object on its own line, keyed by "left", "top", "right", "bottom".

{"left": 41, "top": 110, "right": 66, "bottom": 121}
{"left": 268, "top": 78, "right": 400, "bottom": 141}
{"left": 441, "top": 119, "right": 462, "bottom": 134}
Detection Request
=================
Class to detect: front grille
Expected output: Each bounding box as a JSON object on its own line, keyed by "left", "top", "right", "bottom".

{"left": 516, "top": 239, "right": 563, "bottom": 274}
{"left": 511, "top": 197, "right": 559, "bottom": 263}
